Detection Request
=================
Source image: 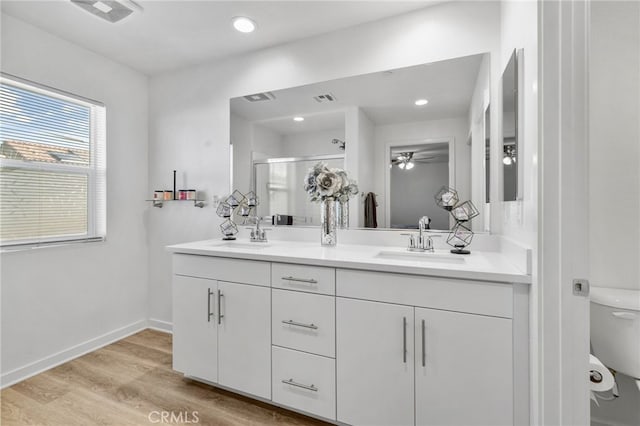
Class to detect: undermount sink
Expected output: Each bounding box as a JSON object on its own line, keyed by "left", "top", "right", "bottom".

{"left": 374, "top": 250, "right": 466, "bottom": 264}
{"left": 211, "top": 241, "right": 271, "bottom": 249}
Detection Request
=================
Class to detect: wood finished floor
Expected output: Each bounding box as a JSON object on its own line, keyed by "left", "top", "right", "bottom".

{"left": 1, "top": 330, "right": 330, "bottom": 426}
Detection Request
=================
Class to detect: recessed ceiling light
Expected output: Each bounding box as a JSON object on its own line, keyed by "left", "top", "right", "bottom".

{"left": 232, "top": 16, "right": 256, "bottom": 33}
{"left": 293, "top": 117, "right": 305, "bottom": 122}
{"left": 415, "top": 99, "right": 429, "bottom": 106}
{"left": 93, "top": 1, "right": 113, "bottom": 13}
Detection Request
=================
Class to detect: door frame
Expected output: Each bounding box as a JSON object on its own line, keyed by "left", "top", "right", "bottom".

{"left": 538, "top": 1, "right": 591, "bottom": 425}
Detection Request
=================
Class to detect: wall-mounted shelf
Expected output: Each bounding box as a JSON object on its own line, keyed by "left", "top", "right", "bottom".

{"left": 147, "top": 199, "right": 205, "bottom": 208}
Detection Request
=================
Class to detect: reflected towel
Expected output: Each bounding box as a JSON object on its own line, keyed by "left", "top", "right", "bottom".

{"left": 364, "top": 192, "right": 378, "bottom": 228}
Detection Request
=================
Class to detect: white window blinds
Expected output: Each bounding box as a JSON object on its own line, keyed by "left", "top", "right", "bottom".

{"left": 0, "top": 75, "right": 106, "bottom": 248}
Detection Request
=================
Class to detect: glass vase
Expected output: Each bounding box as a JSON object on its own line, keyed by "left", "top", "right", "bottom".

{"left": 338, "top": 199, "right": 349, "bottom": 229}
{"left": 320, "top": 197, "right": 337, "bottom": 246}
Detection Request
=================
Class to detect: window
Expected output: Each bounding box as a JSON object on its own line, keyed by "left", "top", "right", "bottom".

{"left": 0, "top": 75, "right": 106, "bottom": 248}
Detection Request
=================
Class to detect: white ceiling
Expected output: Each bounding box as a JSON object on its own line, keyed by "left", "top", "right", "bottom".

{"left": 1, "top": 0, "right": 438, "bottom": 76}
{"left": 231, "top": 53, "right": 485, "bottom": 133}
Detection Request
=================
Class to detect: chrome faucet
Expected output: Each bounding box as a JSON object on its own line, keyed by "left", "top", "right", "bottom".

{"left": 403, "top": 216, "right": 434, "bottom": 252}
{"left": 246, "top": 216, "right": 270, "bottom": 242}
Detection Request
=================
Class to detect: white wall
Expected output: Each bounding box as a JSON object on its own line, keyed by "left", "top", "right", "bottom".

{"left": 495, "top": 0, "right": 538, "bottom": 248}
{"left": 498, "top": 3, "right": 538, "bottom": 424}
{"left": 281, "top": 128, "right": 345, "bottom": 157}
{"left": 0, "top": 14, "right": 149, "bottom": 384}
{"left": 589, "top": 0, "right": 640, "bottom": 292}
{"left": 148, "top": 0, "right": 501, "bottom": 324}
{"left": 373, "top": 117, "right": 470, "bottom": 228}
{"left": 589, "top": 2, "right": 640, "bottom": 426}
{"left": 355, "top": 110, "right": 375, "bottom": 227}
{"left": 469, "top": 54, "right": 491, "bottom": 232}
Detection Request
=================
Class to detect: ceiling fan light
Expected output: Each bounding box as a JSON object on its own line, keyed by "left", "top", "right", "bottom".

{"left": 503, "top": 156, "right": 512, "bottom": 165}
{"left": 405, "top": 161, "right": 415, "bottom": 170}
{"left": 398, "top": 162, "right": 405, "bottom": 169}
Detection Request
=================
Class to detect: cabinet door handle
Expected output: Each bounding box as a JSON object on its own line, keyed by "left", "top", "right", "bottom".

{"left": 403, "top": 316, "right": 407, "bottom": 363}
{"left": 218, "top": 290, "right": 224, "bottom": 324}
{"left": 421, "top": 319, "right": 426, "bottom": 367}
{"left": 207, "top": 288, "right": 214, "bottom": 322}
{"left": 281, "top": 319, "right": 318, "bottom": 330}
{"left": 281, "top": 276, "right": 318, "bottom": 284}
{"left": 282, "top": 378, "right": 318, "bottom": 392}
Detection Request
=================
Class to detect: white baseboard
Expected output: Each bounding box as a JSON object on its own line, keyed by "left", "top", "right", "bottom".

{"left": 147, "top": 318, "right": 172, "bottom": 333}
{"left": 1, "top": 319, "right": 148, "bottom": 389}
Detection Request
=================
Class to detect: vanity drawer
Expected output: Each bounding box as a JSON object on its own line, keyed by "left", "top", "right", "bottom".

{"left": 272, "top": 346, "right": 336, "bottom": 421}
{"left": 272, "top": 289, "right": 335, "bottom": 358}
{"left": 173, "top": 254, "right": 270, "bottom": 286}
{"left": 272, "top": 263, "right": 335, "bottom": 295}
{"left": 336, "top": 269, "right": 513, "bottom": 318}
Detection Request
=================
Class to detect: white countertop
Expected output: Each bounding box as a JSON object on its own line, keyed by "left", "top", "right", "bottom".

{"left": 167, "top": 239, "right": 531, "bottom": 284}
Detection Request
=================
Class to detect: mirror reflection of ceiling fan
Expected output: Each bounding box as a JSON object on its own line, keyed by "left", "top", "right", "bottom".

{"left": 390, "top": 147, "right": 447, "bottom": 170}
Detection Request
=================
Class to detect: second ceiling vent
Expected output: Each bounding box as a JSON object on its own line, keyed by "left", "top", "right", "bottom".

{"left": 313, "top": 93, "right": 337, "bottom": 103}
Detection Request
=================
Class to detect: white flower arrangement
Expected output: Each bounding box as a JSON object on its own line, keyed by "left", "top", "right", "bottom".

{"left": 303, "top": 162, "right": 359, "bottom": 203}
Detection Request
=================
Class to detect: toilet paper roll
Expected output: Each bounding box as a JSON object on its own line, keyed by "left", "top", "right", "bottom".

{"left": 590, "top": 354, "right": 615, "bottom": 392}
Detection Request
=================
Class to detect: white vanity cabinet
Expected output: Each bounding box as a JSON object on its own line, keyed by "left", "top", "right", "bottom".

{"left": 336, "top": 269, "right": 514, "bottom": 426}
{"left": 172, "top": 254, "right": 271, "bottom": 400}
{"left": 170, "top": 250, "right": 528, "bottom": 426}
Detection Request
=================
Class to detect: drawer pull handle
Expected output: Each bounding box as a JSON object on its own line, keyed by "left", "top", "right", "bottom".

{"left": 281, "top": 319, "right": 318, "bottom": 330}
{"left": 282, "top": 378, "right": 318, "bottom": 392}
{"left": 281, "top": 276, "right": 318, "bottom": 284}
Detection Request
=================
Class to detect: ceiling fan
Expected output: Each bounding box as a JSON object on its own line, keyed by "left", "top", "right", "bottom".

{"left": 390, "top": 151, "right": 439, "bottom": 170}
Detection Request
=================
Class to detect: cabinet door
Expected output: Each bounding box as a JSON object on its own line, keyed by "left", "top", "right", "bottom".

{"left": 172, "top": 275, "right": 218, "bottom": 382}
{"left": 415, "top": 307, "right": 513, "bottom": 426}
{"left": 336, "top": 298, "right": 414, "bottom": 426}
{"left": 217, "top": 281, "right": 271, "bottom": 400}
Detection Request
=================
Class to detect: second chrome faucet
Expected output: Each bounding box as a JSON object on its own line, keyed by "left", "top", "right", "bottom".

{"left": 403, "top": 216, "right": 434, "bottom": 252}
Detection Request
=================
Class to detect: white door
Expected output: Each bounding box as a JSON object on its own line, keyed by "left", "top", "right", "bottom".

{"left": 414, "top": 307, "right": 513, "bottom": 426}
{"left": 539, "top": 1, "right": 591, "bottom": 425}
{"left": 217, "top": 281, "right": 271, "bottom": 400}
{"left": 336, "top": 298, "right": 414, "bottom": 426}
{"left": 172, "top": 275, "right": 218, "bottom": 382}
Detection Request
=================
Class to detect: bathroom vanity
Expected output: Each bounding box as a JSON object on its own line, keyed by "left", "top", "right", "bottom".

{"left": 167, "top": 240, "right": 531, "bottom": 426}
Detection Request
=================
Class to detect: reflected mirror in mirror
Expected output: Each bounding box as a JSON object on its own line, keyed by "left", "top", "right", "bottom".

{"left": 230, "top": 52, "right": 490, "bottom": 231}
{"left": 502, "top": 49, "right": 522, "bottom": 201}
{"left": 254, "top": 155, "right": 344, "bottom": 226}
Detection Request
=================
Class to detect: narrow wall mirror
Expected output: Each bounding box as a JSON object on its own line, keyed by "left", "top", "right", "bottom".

{"left": 230, "top": 53, "right": 491, "bottom": 231}
{"left": 485, "top": 104, "right": 491, "bottom": 203}
{"left": 502, "top": 49, "right": 523, "bottom": 201}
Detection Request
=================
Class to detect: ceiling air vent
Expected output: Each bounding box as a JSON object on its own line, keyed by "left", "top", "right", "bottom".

{"left": 243, "top": 92, "right": 276, "bottom": 102}
{"left": 313, "top": 93, "right": 337, "bottom": 103}
{"left": 71, "top": 0, "right": 143, "bottom": 23}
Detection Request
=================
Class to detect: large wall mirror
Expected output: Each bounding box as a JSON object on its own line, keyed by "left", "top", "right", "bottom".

{"left": 230, "top": 53, "right": 491, "bottom": 231}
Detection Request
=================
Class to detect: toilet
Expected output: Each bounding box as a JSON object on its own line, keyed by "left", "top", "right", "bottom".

{"left": 590, "top": 286, "right": 640, "bottom": 390}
